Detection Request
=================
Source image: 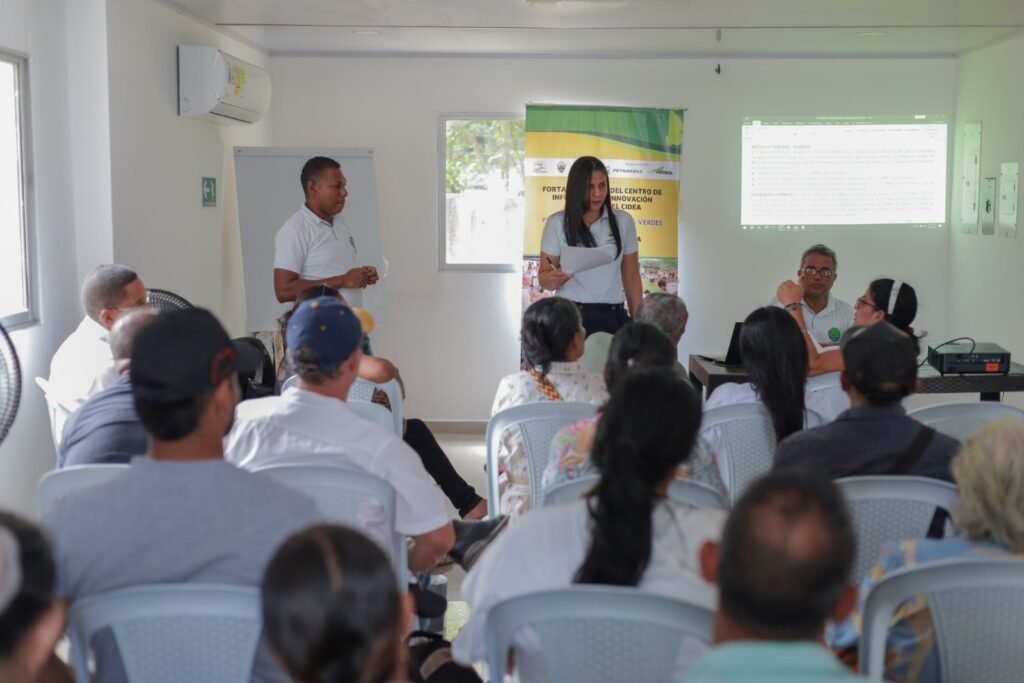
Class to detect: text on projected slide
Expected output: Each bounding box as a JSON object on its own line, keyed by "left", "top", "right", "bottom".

{"left": 741, "top": 115, "right": 948, "bottom": 230}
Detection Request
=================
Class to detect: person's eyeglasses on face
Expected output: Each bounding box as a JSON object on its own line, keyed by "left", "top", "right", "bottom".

{"left": 855, "top": 296, "right": 881, "bottom": 312}
{"left": 800, "top": 266, "right": 835, "bottom": 279}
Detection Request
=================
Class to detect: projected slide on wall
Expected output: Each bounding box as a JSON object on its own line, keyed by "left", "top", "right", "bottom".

{"left": 741, "top": 115, "right": 947, "bottom": 230}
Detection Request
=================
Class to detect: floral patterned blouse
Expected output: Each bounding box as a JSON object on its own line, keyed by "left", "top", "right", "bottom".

{"left": 491, "top": 362, "right": 607, "bottom": 517}
{"left": 540, "top": 414, "right": 727, "bottom": 500}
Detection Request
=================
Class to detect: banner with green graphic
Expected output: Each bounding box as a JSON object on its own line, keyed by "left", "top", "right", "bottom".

{"left": 521, "top": 105, "right": 684, "bottom": 309}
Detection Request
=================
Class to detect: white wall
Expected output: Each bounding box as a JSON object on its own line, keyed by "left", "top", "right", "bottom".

{"left": 104, "top": 0, "right": 270, "bottom": 334}
{"left": 0, "top": 0, "right": 83, "bottom": 516}
{"left": 948, "top": 34, "right": 1024, "bottom": 409}
{"left": 268, "top": 55, "right": 957, "bottom": 420}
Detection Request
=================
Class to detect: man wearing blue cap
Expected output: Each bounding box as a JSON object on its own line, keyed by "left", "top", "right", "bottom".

{"left": 225, "top": 297, "right": 458, "bottom": 573}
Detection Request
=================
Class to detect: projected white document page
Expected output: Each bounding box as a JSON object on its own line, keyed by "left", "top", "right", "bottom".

{"left": 741, "top": 115, "right": 948, "bottom": 230}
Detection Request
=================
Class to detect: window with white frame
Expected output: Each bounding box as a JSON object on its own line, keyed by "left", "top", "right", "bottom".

{"left": 439, "top": 116, "right": 525, "bottom": 271}
{"left": 0, "top": 52, "right": 33, "bottom": 328}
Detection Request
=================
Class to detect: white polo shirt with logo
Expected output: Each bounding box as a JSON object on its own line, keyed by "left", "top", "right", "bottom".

{"left": 274, "top": 204, "right": 362, "bottom": 306}
{"left": 796, "top": 293, "right": 854, "bottom": 347}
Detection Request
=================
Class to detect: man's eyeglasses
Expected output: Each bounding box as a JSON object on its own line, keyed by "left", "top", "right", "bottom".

{"left": 800, "top": 266, "right": 835, "bottom": 279}
{"left": 855, "top": 296, "right": 881, "bottom": 312}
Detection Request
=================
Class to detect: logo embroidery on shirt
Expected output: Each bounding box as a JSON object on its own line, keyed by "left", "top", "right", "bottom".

{"left": 828, "top": 327, "right": 841, "bottom": 343}
{"left": 349, "top": 235, "right": 357, "bottom": 253}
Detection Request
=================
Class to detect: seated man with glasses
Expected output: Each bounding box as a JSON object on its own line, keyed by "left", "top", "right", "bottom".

{"left": 772, "top": 244, "right": 853, "bottom": 348}
{"left": 47, "top": 264, "right": 150, "bottom": 436}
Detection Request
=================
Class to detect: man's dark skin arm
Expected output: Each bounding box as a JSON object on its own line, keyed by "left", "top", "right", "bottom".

{"left": 273, "top": 267, "right": 378, "bottom": 304}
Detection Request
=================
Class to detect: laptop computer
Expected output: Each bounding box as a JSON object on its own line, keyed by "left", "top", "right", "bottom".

{"left": 700, "top": 322, "right": 744, "bottom": 367}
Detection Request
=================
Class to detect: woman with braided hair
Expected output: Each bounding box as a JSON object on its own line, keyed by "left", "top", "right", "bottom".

{"left": 491, "top": 297, "right": 607, "bottom": 517}
{"left": 456, "top": 370, "right": 723, "bottom": 681}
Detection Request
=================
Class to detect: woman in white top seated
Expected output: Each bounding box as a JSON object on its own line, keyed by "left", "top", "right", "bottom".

{"left": 492, "top": 297, "right": 607, "bottom": 516}
{"left": 456, "top": 370, "right": 724, "bottom": 682}
{"left": 705, "top": 306, "right": 835, "bottom": 462}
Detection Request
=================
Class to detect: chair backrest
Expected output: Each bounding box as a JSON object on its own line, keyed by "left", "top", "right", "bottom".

{"left": 347, "top": 400, "right": 395, "bottom": 432}
{"left": 485, "top": 585, "right": 713, "bottom": 683}
{"left": 578, "top": 331, "right": 613, "bottom": 374}
{"left": 146, "top": 288, "right": 194, "bottom": 313}
{"left": 837, "top": 476, "right": 959, "bottom": 581}
{"left": 907, "top": 401, "right": 1024, "bottom": 441}
{"left": 544, "top": 474, "right": 729, "bottom": 511}
{"left": 68, "top": 583, "right": 261, "bottom": 683}
{"left": 281, "top": 374, "right": 298, "bottom": 392}
{"left": 348, "top": 378, "right": 403, "bottom": 436}
{"left": 860, "top": 558, "right": 1024, "bottom": 682}
{"left": 34, "top": 376, "right": 75, "bottom": 451}
{"left": 36, "top": 464, "right": 130, "bottom": 519}
{"left": 806, "top": 371, "right": 850, "bottom": 416}
{"left": 254, "top": 464, "right": 407, "bottom": 587}
{"left": 701, "top": 402, "right": 825, "bottom": 504}
{"left": 486, "top": 402, "right": 599, "bottom": 515}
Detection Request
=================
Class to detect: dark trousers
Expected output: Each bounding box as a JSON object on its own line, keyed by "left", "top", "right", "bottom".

{"left": 404, "top": 418, "right": 483, "bottom": 517}
{"left": 575, "top": 303, "right": 630, "bottom": 338}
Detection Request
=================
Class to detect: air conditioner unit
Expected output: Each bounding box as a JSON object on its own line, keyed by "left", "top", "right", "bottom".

{"left": 177, "top": 46, "right": 271, "bottom": 124}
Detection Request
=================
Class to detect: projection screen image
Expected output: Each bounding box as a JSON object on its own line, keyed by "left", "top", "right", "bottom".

{"left": 741, "top": 115, "right": 948, "bottom": 231}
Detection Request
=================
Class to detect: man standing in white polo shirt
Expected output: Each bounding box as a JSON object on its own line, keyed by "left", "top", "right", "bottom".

{"left": 273, "top": 156, "right": 378, "bottom": 305}
{"left": 776, "top": 244, "right": 854, "bottom": 348}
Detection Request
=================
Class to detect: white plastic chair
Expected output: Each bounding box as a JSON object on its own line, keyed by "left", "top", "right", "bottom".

{"left": 701, "top": 402, "right": 825, "bottom": 504}
{"left": 485, "top": 585, "right": 713, "bottom": 683}
{"left": 486, "top": 402, "right": 599, "bottom": 516}
{"left": 34, "top": 376, "right": 76, "bottom": 451}
{"left": 280, "top": 374, "right": 298, "bottom": 392}
{"left": 347, "top": 400, "right": 395, "bottom": 432}
{"left": 860, "top": 557, "right": 1024, "bottom": 682}
{"left": 349, "top": 378, "right": 403, "bottom": 436}
{"left": 68, "top": 583, "right": 261, "bottom": 683}
{"left": 36, "top": 464, "right": 130, "bottom": 518}
{"left": 544, "top": 474, "right": 728, "bottom": 511}
{"left": 579, "top": 331, "right": 613, "bottom": 374}
{"left": 806, "top": 372, "right": 850, "bottom": 416}
{"left": 254, "top": 464, "right": 408, "bottom": 588}
{"left": 907, "top": 401, "right": 1024, "bottom": 441}
{"left": 837, "top": 476, "right": 959, "bottom": 582}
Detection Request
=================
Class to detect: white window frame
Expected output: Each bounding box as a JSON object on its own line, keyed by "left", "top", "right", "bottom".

{"left": 0, "top": 50, "right": 36, "bottom": 330}
{"left": 437, "top": 113, "right": 523, "bottom": 273}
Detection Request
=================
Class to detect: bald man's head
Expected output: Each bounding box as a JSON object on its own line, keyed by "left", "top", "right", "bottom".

{"left": 716, "top": 469, "right": 856, "bottom": 639}
{"left": 109, "top": 308, "right": 160, "bottom": 363}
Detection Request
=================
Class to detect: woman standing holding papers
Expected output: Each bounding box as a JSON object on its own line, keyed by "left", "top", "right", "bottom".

{"left": 538, "top": 156, "right": 643, "bottom": 336}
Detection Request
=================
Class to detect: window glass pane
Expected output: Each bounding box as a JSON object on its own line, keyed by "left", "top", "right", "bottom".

{"left": 443, "top": 118, "right": 524, "bottom": 265}
{"left": 0, "top": 57, "right": 28, "bottom": 321}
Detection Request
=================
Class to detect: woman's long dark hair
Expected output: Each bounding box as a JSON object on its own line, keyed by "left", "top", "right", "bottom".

{"left": 262, "top": 525, "right": 403, "bottom": 683}
{"left": 575, "top": 370, "right": 702, "bottom": 586}
{"left": 562, "top": 156, "right": 623, "bottom": 259}
{"left": 869, "top": 278, "right": 918, "bottom": 334}
{"left": 740, "top": 307, "right": 808, "bottom": 443}
{"left": 0, "top": 512, "right": 56, "bottom": 658}
{"left": 604, "top": 322, "right": 677, "bottom": 394}
{"left": 521, "top": 297, "right": 581, "bottom": 379}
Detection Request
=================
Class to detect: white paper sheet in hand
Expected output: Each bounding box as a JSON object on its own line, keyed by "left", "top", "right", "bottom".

{"left": 560, "top": 245, "right": 614, "bottom": 274}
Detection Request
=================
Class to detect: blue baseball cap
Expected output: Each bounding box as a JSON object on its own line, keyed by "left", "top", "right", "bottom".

{"left": 286, "top": 297, "right": 363, "bottom": 369}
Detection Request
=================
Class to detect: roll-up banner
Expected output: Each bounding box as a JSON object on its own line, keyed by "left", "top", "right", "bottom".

{"left": 521, "top": 104, "right": 684, "bottom": 311}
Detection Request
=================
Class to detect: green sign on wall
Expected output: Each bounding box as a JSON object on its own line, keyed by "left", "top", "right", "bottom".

{"left": 202, "top": 177, "right": 217, "bottom": 207}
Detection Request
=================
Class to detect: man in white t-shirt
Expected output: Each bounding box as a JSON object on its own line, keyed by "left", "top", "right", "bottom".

{"left": 272, "top": 156, "right": 379, "bottom": 305}
{"left": 47, "top": 264, "right": 148, "bottom": 434}
{"left": 774, "top": 244, "right": 853, "bottom": 348}
{"left": 224, "top": 296, "right": 456, "bottom": 573}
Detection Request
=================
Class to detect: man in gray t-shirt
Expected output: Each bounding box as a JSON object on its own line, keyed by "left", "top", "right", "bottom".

{"left": 43, "top": 308, "right": 322, "bottom": 683}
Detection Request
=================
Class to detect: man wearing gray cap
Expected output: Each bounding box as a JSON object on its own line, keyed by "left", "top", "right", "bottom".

{"left": 774, "top": 322, "right": 959, "bottom": 481}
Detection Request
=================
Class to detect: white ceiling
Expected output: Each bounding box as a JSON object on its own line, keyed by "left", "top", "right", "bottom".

{"left": 165, "top": 0, "right": 1024, "bottom": 56}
